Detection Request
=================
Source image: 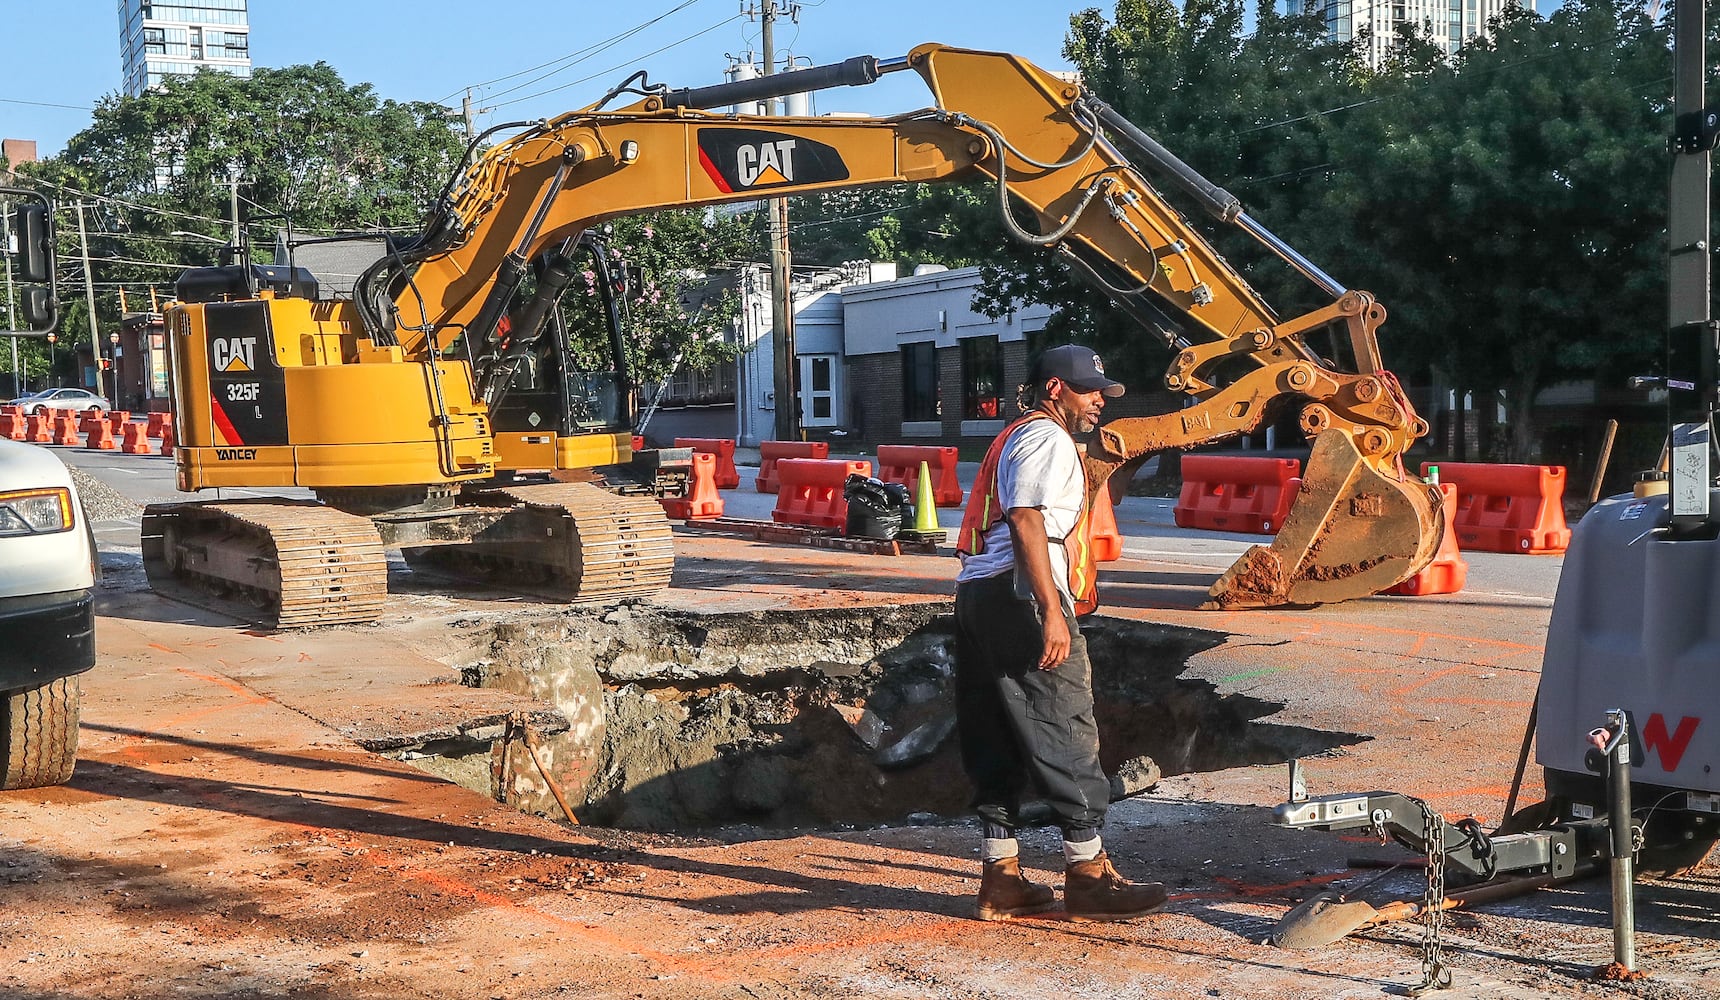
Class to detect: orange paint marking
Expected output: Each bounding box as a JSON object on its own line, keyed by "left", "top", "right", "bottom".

{"left": 1420, "top": 696, "right": 1535, "bottom": 709}
{"left": 1422, "top": 784, "right": 1536, "bottom": 803}
{"left": 1244, "top": 612, "right": 1544, "bottom": 654}
{"left": 1186, "top": 870, "right": 1352, "bottom": 900}
{"left": 112, "top": 666, "right": 273, "bottom": 760}
{"left": 1388, "top": 664, "right": 1467, "bottom": 698}
{"left": 403, "top": 866, "right": 687, "bottom": 967}
{"left": 746, "top": 917, "right": 978, "bottom": 961}
{"left": 183, "top": 666, "right": 268, "bottom": 704}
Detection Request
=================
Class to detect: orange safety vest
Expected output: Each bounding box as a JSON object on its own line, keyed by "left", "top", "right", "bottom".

{"left": 957, "top": 410, "right": 1099, "bottom": 616}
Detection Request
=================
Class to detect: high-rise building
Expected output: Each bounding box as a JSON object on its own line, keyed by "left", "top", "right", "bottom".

{"left": 1285, "top": 0, "right": 1520, "bottom": 67}
{"left": 118, "top": 1, "right": 252, "bottom": 97}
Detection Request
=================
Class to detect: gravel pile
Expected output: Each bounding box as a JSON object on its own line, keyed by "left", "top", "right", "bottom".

{"left": 65, "top": 466, "right": 142, "bottom": 522}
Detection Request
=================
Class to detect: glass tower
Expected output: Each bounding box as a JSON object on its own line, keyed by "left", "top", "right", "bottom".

{"left": 118, "top": 0, "right": 252, "bottom": 97}
{"left": 1283, "top": 0, "right": 1519, "bottom": 67}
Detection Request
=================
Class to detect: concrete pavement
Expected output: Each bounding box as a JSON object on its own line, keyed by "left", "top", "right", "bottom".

{"left": 7, "top": 439, "right": 1712, "bottom": 999}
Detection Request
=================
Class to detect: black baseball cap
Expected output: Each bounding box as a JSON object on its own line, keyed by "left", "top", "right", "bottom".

{"left": 1032, "top": 344, "right": 1125, "bottom": 398}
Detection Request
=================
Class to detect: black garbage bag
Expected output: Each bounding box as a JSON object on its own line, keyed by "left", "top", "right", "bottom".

{"left": 844, "top": 474, "right": 902, "bottom": 539}
{"left": 881, "top": 481, "right": 914, "bottom": 528}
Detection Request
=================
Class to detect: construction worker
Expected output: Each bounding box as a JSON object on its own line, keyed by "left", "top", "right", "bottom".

{"left": 953, "top": 344, "right": 1167, "bottom": 922}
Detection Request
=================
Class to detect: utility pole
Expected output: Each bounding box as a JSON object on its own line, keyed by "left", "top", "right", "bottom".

{"left": 1668, "top": 0, "right": 1714, "bottom": 532}
{"left": 452, "top": 91, "right": 493, "bottom": 144}
{"left": 74, "top": 202, "right": 105, "bottom": 403}
{"left": 759, "top": 0, "right": 800, "bottom": 442}
{"left": 228, "top": 165, "right": 243, "bottom": 261}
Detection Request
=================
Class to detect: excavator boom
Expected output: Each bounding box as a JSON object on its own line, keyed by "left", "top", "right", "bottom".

{"left": 359, "top": 43, "right": 1441, "bottom": 608}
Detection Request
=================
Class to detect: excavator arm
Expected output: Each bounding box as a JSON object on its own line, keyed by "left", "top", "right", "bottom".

{"left": 359, "top": 43, "right": 1442, "bottom": 608}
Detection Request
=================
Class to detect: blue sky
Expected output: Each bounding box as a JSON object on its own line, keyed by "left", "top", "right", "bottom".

{"left": 0, "top": 1, "right": 1087, "bottom": 156}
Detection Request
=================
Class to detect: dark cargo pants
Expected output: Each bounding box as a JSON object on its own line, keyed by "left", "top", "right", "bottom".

{"left": 953, "top": 570, "right": 1109, "bottom": 839}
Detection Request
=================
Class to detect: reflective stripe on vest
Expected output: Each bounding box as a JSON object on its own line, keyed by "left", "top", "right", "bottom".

{"left": 956, "top": 410, "right": 1099, "bottom": 616}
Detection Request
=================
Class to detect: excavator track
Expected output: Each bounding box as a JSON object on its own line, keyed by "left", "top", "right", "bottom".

{"left": 399, "top": 481, "right": 673, "bottom": 603}
{"left": 141, "top": 501, "right": 388, "bottom": 629}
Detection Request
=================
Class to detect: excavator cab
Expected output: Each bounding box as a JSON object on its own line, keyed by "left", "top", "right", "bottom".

{"left": 480, "top": 234, "right": 638, "bottom": 474}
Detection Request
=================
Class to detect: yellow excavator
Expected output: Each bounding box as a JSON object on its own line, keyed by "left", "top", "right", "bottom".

{"left": 143, "top": 43, "right": 1443, "bottom": 628}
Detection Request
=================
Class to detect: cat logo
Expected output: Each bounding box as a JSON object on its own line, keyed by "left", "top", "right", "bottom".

{"left": 697, "top": 128, "right": 849, "bottom": 194}
{"left": 211, "top": 336, "right": 259, "bottom": 373}
{"left": 737, "top": 139, "right": 797, "bottom": 187}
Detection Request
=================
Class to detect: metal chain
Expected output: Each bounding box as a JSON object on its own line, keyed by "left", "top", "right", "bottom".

{"left": 1413, "top": 800, "right": 1453, "bottom": 993}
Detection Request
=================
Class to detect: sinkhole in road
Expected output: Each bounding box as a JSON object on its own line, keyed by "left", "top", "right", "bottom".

{"left": 441, "top": 603, "right": 1363, "bottom": 832}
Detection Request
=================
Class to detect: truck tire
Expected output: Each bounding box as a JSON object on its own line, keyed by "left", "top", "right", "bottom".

{"left": 0, "top": 677, "right": 81, "bottom": 789}
{"left": 1636, "top": 827, "right": 1718, "bottom": 880}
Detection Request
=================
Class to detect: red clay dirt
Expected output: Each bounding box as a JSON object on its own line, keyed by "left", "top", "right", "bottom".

{"left": 1, "top": 526, "right": 1716, "bottom": 999}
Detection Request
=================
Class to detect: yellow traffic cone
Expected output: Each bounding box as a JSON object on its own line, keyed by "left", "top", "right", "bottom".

{"left": 913, "top": 460, "right": 940, "bottom": 532}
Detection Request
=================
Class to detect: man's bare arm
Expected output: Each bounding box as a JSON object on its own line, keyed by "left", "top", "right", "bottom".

{"left": 1007, "top": 506, "right": 1070, "bottom": 670}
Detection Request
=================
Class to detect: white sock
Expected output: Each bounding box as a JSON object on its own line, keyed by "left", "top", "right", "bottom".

{"left": 982, "top": 837, "right": 1019, "bottom": 863}
{"left": 1063, "top": 835, "right": 1102, "bottom": 865}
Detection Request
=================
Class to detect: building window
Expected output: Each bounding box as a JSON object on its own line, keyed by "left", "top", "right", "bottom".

{"left": 961, "top": 336, "right": 1001, "bottom": 419}
{"left": 901, "top": 342, "right": 939, "bottom": 422}
{"left": 810, "top": 357, "right": 831, "bottom": 419}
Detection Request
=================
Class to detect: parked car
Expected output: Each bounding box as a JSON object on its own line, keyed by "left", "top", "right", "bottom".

{"left": 0, "top": 438, "right": 95, "bottom": 789}
{"left": 5, "top": 388, "right": 108, "bottom": 417}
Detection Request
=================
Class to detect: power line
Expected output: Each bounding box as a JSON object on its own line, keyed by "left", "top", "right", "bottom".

{"left": 23, "top": 177, "right": 238, "bottom": 230}
{"left": 1223, "top": 19, "right": 1667, "bottom": 141}
{"left": 491, "top": 14, "right": 747, "bottom": 110}
{"left": 0, "top": 97, "right": 92, "bottom": 112}
{"left": 450, "top": 0, "right": 710, "bottom": 106}
{"left": 787, "top": 203, "right": 915, "bottom": 233}
{"left": 80, "top": 256, "right": 208, "bottom": 271}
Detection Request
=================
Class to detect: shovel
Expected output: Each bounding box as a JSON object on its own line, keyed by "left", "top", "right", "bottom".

{"left": 1272, "top": 872, "right": 1562, "bottom": 949}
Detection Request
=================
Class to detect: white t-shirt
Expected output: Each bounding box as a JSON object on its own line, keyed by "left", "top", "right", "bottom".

{"left": 955, "top": 418, "right": 1085, "bottom": 605}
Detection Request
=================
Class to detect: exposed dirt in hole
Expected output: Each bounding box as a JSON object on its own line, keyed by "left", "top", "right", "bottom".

{"left": 441, "top": 603, "right": 1366, "bottom": 832}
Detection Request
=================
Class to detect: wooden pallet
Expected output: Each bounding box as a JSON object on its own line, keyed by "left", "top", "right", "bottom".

{"left": 676, "top": 517, "right": 944, "bottom": 555}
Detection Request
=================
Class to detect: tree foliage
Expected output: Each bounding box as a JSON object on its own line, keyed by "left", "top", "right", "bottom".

{"left": 19, "top": 62, "right": 762, "bottom": 393}
{"left": 787, "top": 184, "right": 992, "bottom": 270}
{"left": 561, "top": 210, "right": 761, "bottom": 387}
{"left": 1305, "top": 0, "right": 1668, "bottom": 458}
{"left": 968, "top": 0, "right": 1674, "bottom": 460}
{"left": 17, "top": 63, "right": 467, "bottom": 386}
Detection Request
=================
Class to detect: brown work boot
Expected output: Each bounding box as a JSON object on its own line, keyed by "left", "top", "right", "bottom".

{"left": 1063, "top": 852, "right": 1167, "bottom": 922}
{"left": 974, "top": 856, "right": 1056, "bottom": 921}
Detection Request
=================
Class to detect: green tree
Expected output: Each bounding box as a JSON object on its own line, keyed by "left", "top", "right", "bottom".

{"left": 787, "top": 184, "right": 991, "bottom": 269}
{"left": 562, "top": 210, "right": 760, "bottom": 387}
{"left": 20, "top": 63, "right": 468, "bottom": 380}
{"left": 1309, "top": 0, "right": 1668, "bottom": 459}
{"left": 940, "top": 0, "right": 1369, "bottom": 388}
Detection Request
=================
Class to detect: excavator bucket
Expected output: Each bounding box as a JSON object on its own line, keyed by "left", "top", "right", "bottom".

{"left": 1204, "top": 430, "right": 1443, "bottom": 609}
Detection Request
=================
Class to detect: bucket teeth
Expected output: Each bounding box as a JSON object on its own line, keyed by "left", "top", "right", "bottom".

{"left": 1204, "top": 430, "right": 1443, "bottom": 610}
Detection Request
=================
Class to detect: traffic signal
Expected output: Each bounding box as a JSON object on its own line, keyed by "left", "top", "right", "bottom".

{"left": 5, "top": 195, "right": 56, "bottom": 332}
{"left": 19, "top": 285, "right": 51, "bottom": 329}
{"left": 13, "top": 202, "right": 48, "bottom": 283}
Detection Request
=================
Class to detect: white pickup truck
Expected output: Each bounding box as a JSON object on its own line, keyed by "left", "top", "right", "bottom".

{"left": 0, "top": 438, "right": 95, "bottom": 788}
